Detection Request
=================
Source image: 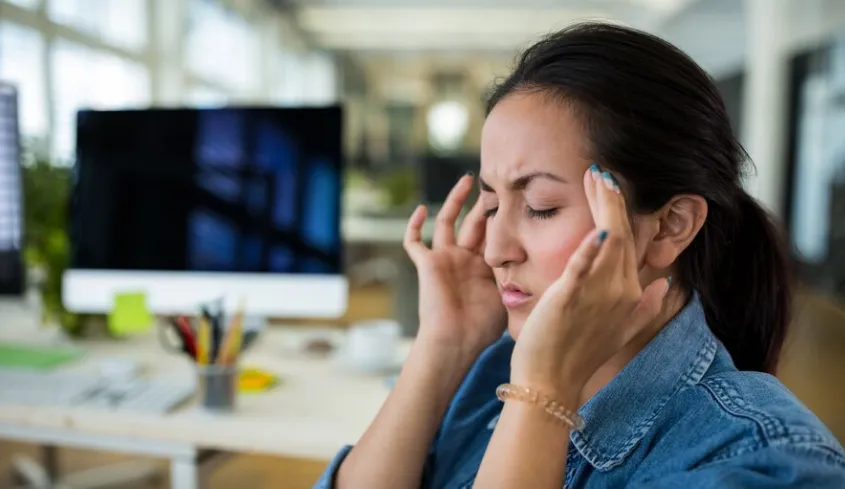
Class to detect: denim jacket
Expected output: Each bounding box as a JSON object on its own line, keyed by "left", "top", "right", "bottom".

{"left": 315, "top": 295, "right": 845, "bottom": 488}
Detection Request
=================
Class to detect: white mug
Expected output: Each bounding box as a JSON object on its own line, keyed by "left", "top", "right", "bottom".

{"left": 346, "top": 319, "right": 401, "bottom": 372}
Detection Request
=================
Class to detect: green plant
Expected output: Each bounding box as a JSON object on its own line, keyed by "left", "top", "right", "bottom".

{"left": 378, "top": 167, "right": 418, "bottom": 208}
{"left": 21, "top": 152, "right": 82, "bottom": 335}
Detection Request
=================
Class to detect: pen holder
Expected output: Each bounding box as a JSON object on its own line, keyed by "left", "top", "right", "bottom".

{"left": 197, "top": 365, "right": 237, "bottom": 413}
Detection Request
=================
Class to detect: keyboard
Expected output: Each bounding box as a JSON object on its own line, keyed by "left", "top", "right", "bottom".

{"left": 0, "top": 368, "right": 194, "bottom": 414}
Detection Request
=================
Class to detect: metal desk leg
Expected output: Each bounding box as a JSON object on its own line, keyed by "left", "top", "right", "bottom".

{"left": 170, "top": 456, "right": 199, "bottom": 489}
{"left": 392, "top": 249, "right": 420, "bottom": 337}
{"left": 42, "top": 445, "right": 59, "bottom": 480}
{"left": 170, "top": 450, "right": 232, "bottom": 489}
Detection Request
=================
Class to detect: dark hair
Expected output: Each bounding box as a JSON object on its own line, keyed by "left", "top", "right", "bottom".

{"left": 487, "top": 22, "right": 792, "bottom": 374}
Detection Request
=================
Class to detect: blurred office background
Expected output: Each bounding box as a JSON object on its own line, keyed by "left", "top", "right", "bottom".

{"left": 2, "top": 0, "right": 845, "bottom": 488}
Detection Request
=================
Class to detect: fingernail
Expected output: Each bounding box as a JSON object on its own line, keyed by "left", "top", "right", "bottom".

{"left": 589, "top": 164, "right": 601, "bottom": 182}
{"left": 666, "top": 276, "right": 673, "bottom": 291}
{"left": 597, "top": 230, "right": 609, "bottom": 243}
{"left": 602, "top": 171, "right": 622, "bottom": 193}
{"left": 590, "top": 163, "right": 601, "bottom": 183}
{"left": 601, "top": 171, "right": 615, "bottom": 190}
{"left": 464, "top": 171, "right": 474, "bottom": 177}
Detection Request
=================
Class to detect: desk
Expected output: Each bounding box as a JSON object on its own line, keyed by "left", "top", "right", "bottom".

{"left": 343, "top": 215, "right": 436, "bottom": 244}
{"left": 0, "top": 324, "right": 408, "bottom": 489}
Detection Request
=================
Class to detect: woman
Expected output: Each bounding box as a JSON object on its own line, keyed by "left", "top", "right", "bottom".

{"left": 315, "top": 23, "right": 845, "bottom": 488}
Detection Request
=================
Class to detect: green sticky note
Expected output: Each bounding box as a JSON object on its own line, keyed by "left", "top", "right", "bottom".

{"left": 107, "top": 291, "right": 153, "bottom": 335}
{"left": 0, "top": 342, "right": 82, "bottom": 370}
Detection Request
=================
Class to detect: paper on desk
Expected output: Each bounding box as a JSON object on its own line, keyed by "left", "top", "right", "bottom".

{"left": 107, "top": 291, "right": 153, "bottom": 335}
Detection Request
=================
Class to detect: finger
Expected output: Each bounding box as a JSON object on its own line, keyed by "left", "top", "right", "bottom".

{"left": 591, "top": 170, "right": 626, "bottom": 274}
{"left": 598, "top": 169, "right": 627, "bottom": 233}
{"left": 553, "top": 228, "right": 607, "bottom": 303}
{"left": 456, "top": 196, "right": 487, "bottom": 251}
{"left": 478, "top": 237, "right": 487, "bottom": 255}
{"left": 600, "top": 172, "right": 638, "bottom": 277}
{"left": 433, "top": 174, "right": 474, "bottom": 249}
{"left": 623, "top": 277, "right": 671, "bottom": 344}
{"left": 403, "top": 205, "right": 429, "bottom": 264}
{"left": 584, "top": 164, "right": 601, "bottom": 223}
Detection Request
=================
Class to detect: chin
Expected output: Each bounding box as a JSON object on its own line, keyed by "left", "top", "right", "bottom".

{"left": 506, "top": 314, "right": 526, "bottom": 340}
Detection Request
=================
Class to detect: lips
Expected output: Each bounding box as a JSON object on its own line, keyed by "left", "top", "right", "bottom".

{"left": 500, "top": 283, "right": 532, "bottom": 309}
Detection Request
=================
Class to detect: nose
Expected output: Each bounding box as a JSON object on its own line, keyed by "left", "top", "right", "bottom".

{"left": 484, "top": 213, "right": 527, "bottom": 269}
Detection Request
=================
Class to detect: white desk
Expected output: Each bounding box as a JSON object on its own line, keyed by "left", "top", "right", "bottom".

{"left": 0, "top": 324, "right": 407, "bottom": 489}
{"left": 343, "top": 215, "right": 434, "bottom": 244}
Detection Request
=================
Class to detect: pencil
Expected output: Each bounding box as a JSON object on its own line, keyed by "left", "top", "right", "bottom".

{"left": 217, "top": 300, "right": 245, "bottom": 365}
{"left": 197, "top": 315, "right": 211, "bottom": 365}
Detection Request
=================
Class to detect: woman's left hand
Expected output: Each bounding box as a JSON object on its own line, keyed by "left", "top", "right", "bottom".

{"left": 510, "top": 164, "right": 671, "bottom": 398}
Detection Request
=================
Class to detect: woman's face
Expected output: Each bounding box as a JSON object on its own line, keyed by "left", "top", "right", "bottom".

{"left": 480, "top": 92, "right": 597, "bottom": 339}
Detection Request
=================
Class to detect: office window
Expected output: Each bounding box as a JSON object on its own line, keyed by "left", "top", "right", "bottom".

{"left": 787, "top": 32, "right": 845, "bottom": 298}
{"left": 0, "top": 84, "right": 22, "bottom": 252}
{"left": 275, "top": 52, "right": 337, "bottom": 105}
{"left": 185, "top": 84, "right": 229, "bottom": 107}
{"left": 185, "top": 0, "right": 260, "bottom": 94}
{"left": 51, "top": 40, "right": 150, "bottom": 162}
{"left": 4, "top": 0, "right": 39, "bottom": 9}
{"left": 0, "top": 22, "right": 47, "bottom": 137}
{"left": 47, "top": 0, "right": 147, "bottom": 51}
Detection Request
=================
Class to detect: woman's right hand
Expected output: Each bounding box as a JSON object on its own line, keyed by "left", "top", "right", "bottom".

{"left": 403, "top": 174, "right": 507, "bottom": 355}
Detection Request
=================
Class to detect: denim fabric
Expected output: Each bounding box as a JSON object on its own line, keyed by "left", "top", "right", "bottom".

{"left": 315, "top": 295, "right": 845, "bottom": 488}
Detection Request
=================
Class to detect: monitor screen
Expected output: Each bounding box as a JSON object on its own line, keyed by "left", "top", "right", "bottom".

{"left": 420, "top": 153, "right": 479, "bottom": 205}
{"left": 0, "top": 82, "right": 23, "bottom": 296}
{"left": 71, "top": 107, "right": 343, "bottom": 276}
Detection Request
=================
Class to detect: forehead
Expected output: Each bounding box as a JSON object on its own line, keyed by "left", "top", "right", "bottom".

{"left": 480, "top": 92, "right": 591, "bottom": 182}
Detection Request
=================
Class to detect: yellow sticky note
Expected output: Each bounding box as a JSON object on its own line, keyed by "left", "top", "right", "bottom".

{"left": 107, "top": 291, "right": 153, "bottom": 335}
{"left": 238, "top": 368, "right": 280, "bottom": 394}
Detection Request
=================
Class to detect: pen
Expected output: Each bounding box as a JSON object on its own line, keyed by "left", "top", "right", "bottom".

{"left": 242, "top": 330, "right": 258, "bottom": 352}
{"left": 203, "top": 305, "right": 221, "bottom": 363}
{"left": 175, "top": 316, "right": 197, "bottom": 359}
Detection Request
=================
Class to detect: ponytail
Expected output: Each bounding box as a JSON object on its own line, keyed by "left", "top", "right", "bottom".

{"left": 682, "top": 189, "right": 793, "bottom": 374}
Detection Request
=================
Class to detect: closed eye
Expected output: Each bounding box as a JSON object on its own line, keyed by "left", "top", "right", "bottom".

{"left": 485, "top": 207, "right": 559, "bottom": 219}
{"left": 527, "top": 207, "right": 558, "bottom": 220}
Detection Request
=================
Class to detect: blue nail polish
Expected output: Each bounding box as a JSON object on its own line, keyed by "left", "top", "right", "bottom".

{"left": 597, "top": 230, "right": 609, "bottom": 243}
{"left": 667, "top": 276, "right": 673, "bottom": 286}
{"left": 589, "top": 163, "right": 601, "bottom": 173}
{"left": 601, "top": 171, "right": 621, "bottom": 190}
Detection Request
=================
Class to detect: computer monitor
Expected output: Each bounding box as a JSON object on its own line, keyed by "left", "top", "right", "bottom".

{"left": 0, "top": 82, "right": 24, "bottom": 296}
{"left": 420, "top": 153, "right": 479, "bottom": 206}
{"left": 63, "top": 106, "right": 347, "bottom": 318}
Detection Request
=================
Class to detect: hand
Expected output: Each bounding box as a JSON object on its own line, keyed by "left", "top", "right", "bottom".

{"left": 510, "top": 165, "right": 670, "bottom": 396}
{"left": 403, "top": 174, "right": 507, "bottom": 355}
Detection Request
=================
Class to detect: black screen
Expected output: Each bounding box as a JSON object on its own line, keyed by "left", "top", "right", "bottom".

{"left": 420, "top": 153, "right": 479, "bottom": 205}
{"left": 71, "top": 107, "right": 343, "bottom": 275}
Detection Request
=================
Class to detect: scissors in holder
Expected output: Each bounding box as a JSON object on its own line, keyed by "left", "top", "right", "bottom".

{"left": 158, "top": 316, "right": 197, "bottom": 360}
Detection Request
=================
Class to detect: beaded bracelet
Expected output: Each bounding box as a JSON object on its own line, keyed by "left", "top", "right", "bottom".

{"left": 495, "top": 383, "right": 586, "bottom": 432}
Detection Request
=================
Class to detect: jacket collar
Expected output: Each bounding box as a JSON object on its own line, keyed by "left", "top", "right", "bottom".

{"left": 570, "top": 293, "right": 718, "bottom": 471}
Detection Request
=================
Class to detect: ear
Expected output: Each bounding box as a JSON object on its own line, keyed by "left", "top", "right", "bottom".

{"left": 642, "top": 195, "right": 708, "bottom": 271}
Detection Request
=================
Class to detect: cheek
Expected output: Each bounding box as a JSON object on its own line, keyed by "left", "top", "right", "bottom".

{"left": 503, "top": 222, "right": 593, "bottom": 339}
{"left": 530, "top": 231, "right": 588, "bottom": 290}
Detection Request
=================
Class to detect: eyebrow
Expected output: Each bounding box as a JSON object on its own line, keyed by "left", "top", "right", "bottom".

{"left": 478, "top": 171, "right": 568, "bottom": 192}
